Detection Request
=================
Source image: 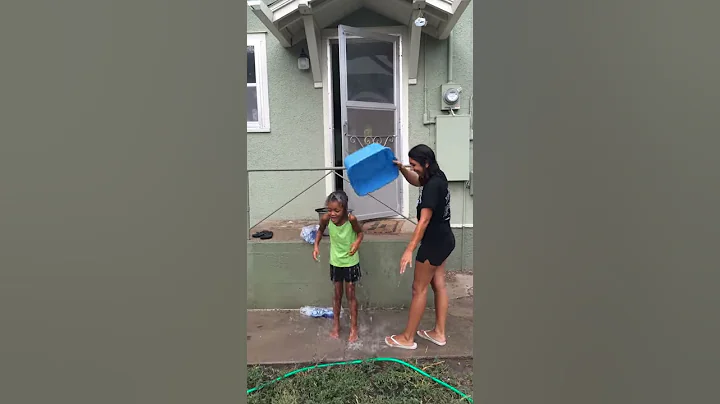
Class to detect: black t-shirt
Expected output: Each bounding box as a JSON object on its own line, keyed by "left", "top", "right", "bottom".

{"left": 416, "top": 170, "right": 452, "bottom": 242}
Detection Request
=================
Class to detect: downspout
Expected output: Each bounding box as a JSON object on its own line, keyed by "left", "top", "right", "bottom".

{"left": 422, "top": 36, "right": 434, "bottom": 125}
{"left": 447, "top": 31, "right": 454, "bottom": 83}
{"left": 446, "top": 32, "right": 467, "bottom": 267}
{"left": 423, "top": 31, "right": 455, "bottom": 125}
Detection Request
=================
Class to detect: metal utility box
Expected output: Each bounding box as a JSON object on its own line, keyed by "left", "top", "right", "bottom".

{"left": 435, "top": 114, "right": 471, "bottom": 181}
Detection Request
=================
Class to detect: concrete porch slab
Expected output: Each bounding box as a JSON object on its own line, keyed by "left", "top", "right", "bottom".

{"left": 247, "top": 295, "right": 474, "bottom": 365}
{"left": 249, "top": 219, "right": 416, "bottom": 242}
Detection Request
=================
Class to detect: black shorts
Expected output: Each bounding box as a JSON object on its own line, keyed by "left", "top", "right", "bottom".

{"left": 416, "top": 234, "right": 456, "bottom": 266}
{"left": 330, "top": 263, "right": 361, "bottom": 283}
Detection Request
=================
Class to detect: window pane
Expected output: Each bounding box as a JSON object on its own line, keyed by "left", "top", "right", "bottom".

{"left": 247, "top": 45, "right": 256, "bottom": 84}
{"left": 247, "top": 86, "right": 258, "bottom": 122}
{"left": 345, "top": 39, "right": 394, "bottom": 104}
{"left": 345, "top": 108, "right": 395, "bottom": 154}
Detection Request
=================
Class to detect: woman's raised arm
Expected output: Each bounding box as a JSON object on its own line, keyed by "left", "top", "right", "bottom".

{"left": 393, "top": 160, "right": 421, "bottom": 187}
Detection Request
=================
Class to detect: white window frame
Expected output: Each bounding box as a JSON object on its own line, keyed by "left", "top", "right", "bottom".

{"left": 247, "top": 33, "right": 270, "bottom": 132}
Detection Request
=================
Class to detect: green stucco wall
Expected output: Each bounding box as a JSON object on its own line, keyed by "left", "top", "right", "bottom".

{"left": 247, "top": 228, "right": 471, "bottom": 309}
{"left": 246, "top": 13, "right": 327, "bottom": 228}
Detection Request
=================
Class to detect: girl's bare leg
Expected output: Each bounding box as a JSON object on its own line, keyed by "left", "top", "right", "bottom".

{"left": 330, "top": 281, "right": 343, "bottom": 338}
{"left": 345, "top": 282, "right": 358, "bottom": 342}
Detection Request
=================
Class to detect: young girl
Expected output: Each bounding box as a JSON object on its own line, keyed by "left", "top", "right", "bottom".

{"left": 312, "top": 191, "right": 364, "bottom": 342}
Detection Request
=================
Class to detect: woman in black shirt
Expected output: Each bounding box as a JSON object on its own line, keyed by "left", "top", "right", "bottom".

{"left": 385, "top": 144, "right": 456, "bottom": 350}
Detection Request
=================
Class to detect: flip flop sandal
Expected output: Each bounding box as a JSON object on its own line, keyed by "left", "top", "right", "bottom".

{"left": 417, "top": 330, "right": 447, "bottom": 346}
{"left": 384, "top": 335, "right": 417, "bottom": 350}
{"left": 258, "top": 231, "right": 274, "bottom": 240}
{"left": 252, "top": 230, "right": 272, "bottom": 239}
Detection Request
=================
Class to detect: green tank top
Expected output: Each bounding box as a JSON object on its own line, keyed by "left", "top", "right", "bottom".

{"left": 328, "top": 219, "right": 360, "bottom": 267}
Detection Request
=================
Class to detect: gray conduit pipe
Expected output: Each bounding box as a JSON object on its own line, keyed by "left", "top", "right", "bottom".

{"left": 447, "top": 31, "right": 454, "bottom": 83}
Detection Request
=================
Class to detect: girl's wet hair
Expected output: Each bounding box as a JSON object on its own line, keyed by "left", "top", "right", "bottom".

{"left": 408, "top": 144, "right": 441, "bottom": 181}
{"left": 325, "top": 190, "right": 349, "bottom": 217}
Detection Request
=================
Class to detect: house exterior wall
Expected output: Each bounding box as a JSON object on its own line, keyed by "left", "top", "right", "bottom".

{"left": 246, "top": 12, "right": 327, "bottom": 227}
{"left": 247, "top": 5, "right": 473, "bottom": 273}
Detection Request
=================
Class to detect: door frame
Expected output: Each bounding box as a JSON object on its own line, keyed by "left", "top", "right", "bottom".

{"left": 321, "top": 25, "right": 410, "bottom": 219}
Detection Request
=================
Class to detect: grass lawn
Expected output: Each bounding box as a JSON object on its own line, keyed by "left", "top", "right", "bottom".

{"left": 247, "top": 358, "right": 473, "bottom": 404}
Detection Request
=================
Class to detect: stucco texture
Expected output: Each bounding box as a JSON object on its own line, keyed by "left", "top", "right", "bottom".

{"left": 247, "top": 228, "right": 471, "bottom": 309}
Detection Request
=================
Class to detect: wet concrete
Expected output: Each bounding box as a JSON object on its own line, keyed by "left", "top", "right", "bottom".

{"left": 247, "top": 275, "right": 474, "bottom": 365}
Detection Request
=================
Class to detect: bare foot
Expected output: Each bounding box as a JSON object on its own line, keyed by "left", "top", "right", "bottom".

{"left": 348, "top": 328, "right": 358, "bottom": 343}
{"left": 330, "top": 327, "right": 340, "bottom": 339}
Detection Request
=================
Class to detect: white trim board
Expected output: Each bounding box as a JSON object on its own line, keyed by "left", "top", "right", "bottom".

{"left": 321, "top": 26, "right": 410, "bottom": 219}
{"left": 247, "top": 33, "right": 271, "bottom": 133}
{"left": 249, "top": 0, "right": 471, "bottom": 46}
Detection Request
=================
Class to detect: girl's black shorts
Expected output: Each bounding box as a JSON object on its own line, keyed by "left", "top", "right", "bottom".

{"left": 330, "top": 263, "right": 361, "bottom": 283}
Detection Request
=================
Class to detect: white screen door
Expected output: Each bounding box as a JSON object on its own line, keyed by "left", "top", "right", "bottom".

{"left": 338, "top": 25, "right": 402, "bottom": 221}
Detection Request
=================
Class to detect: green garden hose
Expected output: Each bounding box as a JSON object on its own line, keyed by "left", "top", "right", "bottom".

{"left": 247, "top": 357, "right": 473, "bottom": 402}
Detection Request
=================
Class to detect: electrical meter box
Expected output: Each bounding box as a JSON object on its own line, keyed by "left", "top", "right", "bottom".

{"left": 440, "top": 84, "right": 461, "bottom": 110}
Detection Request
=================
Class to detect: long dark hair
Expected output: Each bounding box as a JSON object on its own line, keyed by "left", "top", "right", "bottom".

{"left": 325, "top": 190, "right": 349, "bottom": 219}
{"left": 408, "top": 144, "right": 441, "bottom": 183}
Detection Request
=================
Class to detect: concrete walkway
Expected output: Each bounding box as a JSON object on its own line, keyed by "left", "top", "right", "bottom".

{"left": 247, "top": 294, "right": 473, "bottom": 365}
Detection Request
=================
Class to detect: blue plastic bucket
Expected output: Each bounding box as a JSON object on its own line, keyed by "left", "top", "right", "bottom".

{"left": 343, "top": 143, "right": 399, "bottom": 196}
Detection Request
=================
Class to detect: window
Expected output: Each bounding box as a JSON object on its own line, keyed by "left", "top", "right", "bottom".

{"left": 247, "top": 33, "right": 270, "bottom": 132}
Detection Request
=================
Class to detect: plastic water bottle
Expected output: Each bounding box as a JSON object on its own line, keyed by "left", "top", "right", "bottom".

{"left": 300, "top": 306, "right": 334, "bottom": 318}
{"left": 300, "top": 225, "right": 319, "bottom": 244}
